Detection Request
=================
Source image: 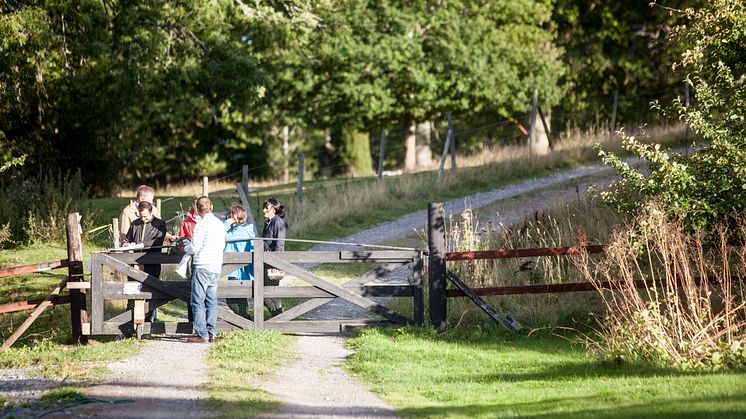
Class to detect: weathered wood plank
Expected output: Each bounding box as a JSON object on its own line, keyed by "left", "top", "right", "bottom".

{"left": 270, "top": 262, "right": 405, "bottom": 321}
{"left": 1, "top": 277, "right": 67, "bottom": 351}
{"left": 0, "top": 296, "right": 70, "bottom": 314}
{"left": 264, "top": 320, "right": 393, "bottom": 333}
{"left": 446, "top": 245, "right": 606, "bottom": 261}
{"left": 0, "top": 260, "right": 68, "bottom": 278}
{"left": 100, "top": 321, "right": 243, "bottom": 335}
{"left": 91, "top": 253, "right": 104, "bottom": 334}
{"left": 265, "top": 254, "right": 411, "bottom": 324}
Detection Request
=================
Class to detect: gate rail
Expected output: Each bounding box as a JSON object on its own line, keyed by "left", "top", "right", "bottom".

{"left": 85, "top": 243, "right": 424, "bottom": 336}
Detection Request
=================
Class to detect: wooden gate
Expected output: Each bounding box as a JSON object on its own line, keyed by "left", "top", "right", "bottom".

{"left": 84, "top": 244, "right": 423, "bottom": 336}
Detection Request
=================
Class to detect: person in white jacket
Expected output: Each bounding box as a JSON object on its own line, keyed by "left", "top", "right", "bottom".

{"left": 184, "top": 196, "right": 225, "bottom": 343}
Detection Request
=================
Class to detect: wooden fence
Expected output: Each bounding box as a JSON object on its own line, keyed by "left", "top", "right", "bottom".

{"left": 82, "top": 244, "right": 423, "bottom": 337}
{"left": 0, "top": 214, "right": 88, "bottom": 350}
{"left": 426, "top": 202, "right": 611, "bottom": 331}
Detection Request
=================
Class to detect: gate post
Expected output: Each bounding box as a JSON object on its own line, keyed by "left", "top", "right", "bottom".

{"left": 428, "top": 203, "right": 447, "bottom": 329}
{"left": 66, "top": 213, "right": 88, "bottom": 344}
{"left": 253, "top": 240, "right": 265, "bottom": 329}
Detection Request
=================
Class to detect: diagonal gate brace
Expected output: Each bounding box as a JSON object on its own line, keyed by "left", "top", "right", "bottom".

{"left": 446, "top": 271, "right": 521, "bottom": 332}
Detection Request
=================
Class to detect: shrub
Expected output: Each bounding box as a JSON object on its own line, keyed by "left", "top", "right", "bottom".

{"left": 598, "top": 1, "right": 746, "bottom": 230}
{"left": 575, "top": 204, "right": 746, "bottom": 370}
{"left": 0, "top": 171, "right": 88, "bottom": 248}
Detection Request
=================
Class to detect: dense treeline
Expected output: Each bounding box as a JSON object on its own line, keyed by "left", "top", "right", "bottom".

{"left": 1, "top": 1, "right": 699, "bottom": 193}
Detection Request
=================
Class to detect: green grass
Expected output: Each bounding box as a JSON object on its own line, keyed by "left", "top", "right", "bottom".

{"left": 206, "top": 330, "right": 296, "bottom": 417}
{"left": 345, "top": 327, "right": 746, "bottom": 418}
{"left": 0, "top": 337, "right": 143, "bottom": 379}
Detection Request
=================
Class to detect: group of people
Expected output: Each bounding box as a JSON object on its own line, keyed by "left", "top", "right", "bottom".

{"left": 118, "top": 185, "right": 289, "bottom": 344}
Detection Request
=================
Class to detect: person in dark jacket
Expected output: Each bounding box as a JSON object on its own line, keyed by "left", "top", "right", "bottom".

{"left": 261, "top": 197, "right": 288, "bottom": 316}
{"left": 124, "top": 201, "right": 168, "bottom": 278}
{"left": 123, "top": 201, "right": 167, "bottom": 323}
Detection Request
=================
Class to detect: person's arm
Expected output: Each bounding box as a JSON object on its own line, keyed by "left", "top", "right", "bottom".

{"left": 275, "top": 219, "right": 287, "bottom": 252}
{"left": 185, "top": 221, "right": 205, "bottom": 256}
{"left": 225, "top": 224, "right": 253, "bottom": 243}
{"left": 152, "top": 219, "right": 167, "bottom": 247}
{"left": 119, "top": 207, "right": 130, "bottom": 245}
{"left": 124, "top": 223, "right": 136, "bottom": 245}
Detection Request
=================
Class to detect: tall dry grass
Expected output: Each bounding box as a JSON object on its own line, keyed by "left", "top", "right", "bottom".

{"left": 287, "top": 124, "right": 687, "bottom": 241}
{"left": 575, "top": 204, "right": 746, "bottom": 369}
{"left": 444, "top": 198, "right": 619, "bottom": 327}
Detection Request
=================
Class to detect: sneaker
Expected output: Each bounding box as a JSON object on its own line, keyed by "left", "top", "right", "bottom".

{"left": 186, "top": 336, "right": 209, "bottom": 344}
{"left": 208, "top": 333, "right": 215, "bottom": 343}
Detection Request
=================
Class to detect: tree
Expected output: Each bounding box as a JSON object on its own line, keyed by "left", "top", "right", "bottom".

{"left": 0, "top": 1, "right": 267, "bottom": 193}
{"left": 599, "top": 0, "right": 746, "bottom": 229}
{"left": 272, "top": 0, "right": 565, "bottom": 172}
{"left": 552, "top": 0, "right": 704, "bottom": 130}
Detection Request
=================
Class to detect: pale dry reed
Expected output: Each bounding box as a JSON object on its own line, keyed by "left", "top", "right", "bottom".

{"left": 575, "top": 204, "right": 746, "bottom": 369}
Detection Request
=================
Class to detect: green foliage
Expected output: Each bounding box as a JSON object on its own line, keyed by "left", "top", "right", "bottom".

{"left": 598, "top": 0, "right": 746, "bottom": 229}
{"left": 0, "top": 171, "right": 90, "bottom": 248}
{"left": 0, "top": 0, "right": 266, "bottom": 193}
{"left": 552, "top": 0, "right": 704, "bottom": 128}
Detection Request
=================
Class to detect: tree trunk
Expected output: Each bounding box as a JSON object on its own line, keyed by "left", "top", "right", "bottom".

{"left": 534, "top": 109, "right": 551, "bottom": 154}
{"left": 282, "top": 125, "right": 289, "bottom": 184}
{"left": 415, "top": 121, "right": 433, "bottom": 168}
{"left": 341, "top": 125, "right": 373, "bottom": 176}
{"left": 403, "top": 118, "right": 417, "bottom": 173}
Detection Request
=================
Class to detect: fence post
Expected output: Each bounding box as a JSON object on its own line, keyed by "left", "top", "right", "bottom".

{"left": 377, "top": 130, "right": 386, "bottom": 181}
{"left": 529, "top": 89, "right": 538, "bottom": 149}
{"left": 66, "top": 213, "right": 88, "bottom": 345}
{"left": 156, "top": 198, "right": 161, "bottom": 213}
{"left": 428, "top": 202, "right": 447, "bottom": 329}
{"left": 202, "top": 176, "right": 209, "bottom": 197}
{"left": 449, "top": 115, "right": 457, "bottom": 170}
{"left": 610, "top": 89, "right": 619, "bottom": 135}
{"left": 112, "top": 218, "right": 119, "bottom": 248}
{"left": 296, "top": 153, "right": 304, "bottom": 205}
{"left": 438, "top": 112, "right": 453, "bottom": 179}
{"left": 538, "top": 105, "right": 553, "bottom": 150}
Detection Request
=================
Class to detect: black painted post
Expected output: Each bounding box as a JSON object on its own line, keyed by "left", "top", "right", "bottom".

{"left": 428, "top": 203, "right": 447, "bottom": 329}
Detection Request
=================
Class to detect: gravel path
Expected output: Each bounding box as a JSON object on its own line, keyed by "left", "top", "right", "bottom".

{"left": 47, "top": 338, "right": 213, "bottom": 418}
{"left": 257, "top": 334, "right": 397, "bottom": 419}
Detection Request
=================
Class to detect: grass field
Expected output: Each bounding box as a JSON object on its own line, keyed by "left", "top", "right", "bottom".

{"left": 346, "top": 327, "right": 746, "bottom": 418}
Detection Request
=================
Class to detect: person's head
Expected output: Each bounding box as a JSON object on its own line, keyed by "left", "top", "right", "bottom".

{"left": 229, "top": 205, "right": 247, "bottom": 225}
{"left": 189, "top": 195, "right": 200, "bottom": 214}
{"left": 135, "top": 185, "right": 155, "bottom": 204}
{"left": 137, "top": 201, "right": 154, "bottom": 223}
{"left": 262, "top": 198, "right": 285, "bottom": 219}
{"left": 196, "top": 196, "right": 212, "bottom": 216}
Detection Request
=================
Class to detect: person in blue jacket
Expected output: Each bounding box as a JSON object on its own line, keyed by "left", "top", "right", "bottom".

{"left": 224, "top": 205, "right": 255, "bottom": 318}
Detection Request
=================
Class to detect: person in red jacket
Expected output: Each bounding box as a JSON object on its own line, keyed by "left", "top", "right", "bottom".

{"left": 178, "top": 195, "right": 201, "bottom": 241}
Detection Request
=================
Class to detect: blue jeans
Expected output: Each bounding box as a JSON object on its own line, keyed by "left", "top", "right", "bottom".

{"left": 190, "top": 267, "right": 219, "bottom": 339}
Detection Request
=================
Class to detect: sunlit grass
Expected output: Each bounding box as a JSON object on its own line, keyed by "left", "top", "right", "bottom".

{"left": 346, "top": 327, "right": 746, "bottom": 418}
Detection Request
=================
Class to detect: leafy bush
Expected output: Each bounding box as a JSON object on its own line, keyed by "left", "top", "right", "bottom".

{"left": 575, "top": 204, "right": 746, "bottom": 370}
{"left": 598, "top": 1, "right": 746, "bottom": 229}
{"left": 0, "top": 171, "right": 88, "bottom": 248}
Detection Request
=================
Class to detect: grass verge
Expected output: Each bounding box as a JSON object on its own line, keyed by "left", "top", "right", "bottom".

{"left": 346, "top": 327, "right": 746, "bottom": 418}
{"left": 206, "top": 330, "right": 296, "bottom": 417}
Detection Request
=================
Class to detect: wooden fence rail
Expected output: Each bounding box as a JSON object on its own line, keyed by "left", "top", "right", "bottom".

{"left": 0, "top": 260, "right": 68, "bottom": 278}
